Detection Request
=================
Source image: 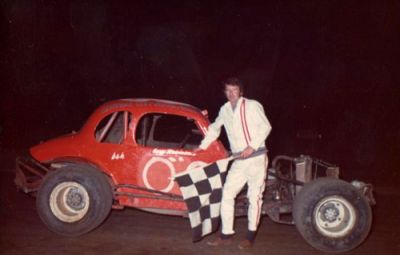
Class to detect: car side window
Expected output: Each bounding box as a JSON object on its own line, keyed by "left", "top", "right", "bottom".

{"left": 95, "top": 111, "right": 132, "bottom": 144}
{"left": 135, "top": 113, "right": 202, "bottom": 150}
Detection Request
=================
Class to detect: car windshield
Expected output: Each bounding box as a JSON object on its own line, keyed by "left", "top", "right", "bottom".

{"left": 95, "top": 111, "right": 132, "bottom": 144}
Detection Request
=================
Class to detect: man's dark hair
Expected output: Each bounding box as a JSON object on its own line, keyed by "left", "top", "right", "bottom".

{"left": 222, "top": 77, "right": 244, "bottom": 94}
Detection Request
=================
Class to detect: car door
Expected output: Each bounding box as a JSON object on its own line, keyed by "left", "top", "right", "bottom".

{"left": 130, "top": 112, "right": 222, "bottom": 211}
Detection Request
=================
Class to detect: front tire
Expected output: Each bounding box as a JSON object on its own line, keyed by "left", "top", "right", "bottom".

{"left": 36, "top": 165, "right": 113, "bottom": 236}
{"left": 293, "top": 178, "right": 372, "bottom": 253}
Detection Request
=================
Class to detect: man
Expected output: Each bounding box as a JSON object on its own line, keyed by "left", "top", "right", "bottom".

{"left": 198, "top": 77, "right": 272, "bottom": 249}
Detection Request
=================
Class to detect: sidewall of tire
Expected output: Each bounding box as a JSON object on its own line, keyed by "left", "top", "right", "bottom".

{"left": 36, "top": 165, "right": 113, "bottom": 236}
{"left": 293, "top": 178, "right": 372, "bottom": 253}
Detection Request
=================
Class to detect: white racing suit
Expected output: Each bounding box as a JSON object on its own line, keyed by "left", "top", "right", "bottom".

{"left": 199, "top": 97, "right": 272, "bottom": 234}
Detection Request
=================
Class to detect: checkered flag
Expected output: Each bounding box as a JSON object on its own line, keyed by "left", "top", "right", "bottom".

{"left": 174, "top": 157, "right": 232, "bottom": 242}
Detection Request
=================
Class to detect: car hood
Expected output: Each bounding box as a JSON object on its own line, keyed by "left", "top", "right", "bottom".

{"left": 30, "top": 132, "right": 82, "bottom": 162}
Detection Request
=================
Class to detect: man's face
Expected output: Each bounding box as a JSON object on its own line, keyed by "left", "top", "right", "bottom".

{"left": 224, "top": 84, "right": 242, "bottom": 104}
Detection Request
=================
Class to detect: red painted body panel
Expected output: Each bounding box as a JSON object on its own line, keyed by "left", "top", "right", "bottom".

{"left": 29, "top": 99, "right": 228, "bottom": 213}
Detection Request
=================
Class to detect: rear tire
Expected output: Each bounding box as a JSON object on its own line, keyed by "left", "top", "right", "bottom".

{"left": 293, "top": 178, "right": 372, "bottom": 253}
{"left": 36, "top": 165, "right": 113, "bottom": 236}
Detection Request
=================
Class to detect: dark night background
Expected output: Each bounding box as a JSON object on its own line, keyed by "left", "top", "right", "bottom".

{"left": 1, "top": 1, "right": 399, "bottom": 186}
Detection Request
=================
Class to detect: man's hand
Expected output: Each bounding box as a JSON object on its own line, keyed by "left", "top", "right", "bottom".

{"left": 240, "top": 146, "right": 255, "bottom": 158}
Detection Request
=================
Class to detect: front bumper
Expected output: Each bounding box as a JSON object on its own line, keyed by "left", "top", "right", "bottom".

{"left": 15, "top": 156, "right": 50, "bottom": 193}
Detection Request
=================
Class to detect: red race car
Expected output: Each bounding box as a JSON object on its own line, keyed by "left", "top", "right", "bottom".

{"left": 15, "top": 98, "right": 375, "bottom": 253}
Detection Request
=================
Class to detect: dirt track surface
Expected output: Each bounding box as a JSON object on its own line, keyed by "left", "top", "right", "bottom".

{"left": 1, "top": 172, "right": 399, "bottom": 255}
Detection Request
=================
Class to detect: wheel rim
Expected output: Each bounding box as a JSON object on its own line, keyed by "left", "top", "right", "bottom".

{"left": 49, "top": 182, "right": 90, "bottom": 223}
{"left": 313, "top": 195, "right": 356, "bottom": 238}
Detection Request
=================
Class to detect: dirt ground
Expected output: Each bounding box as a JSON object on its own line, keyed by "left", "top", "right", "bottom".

{"left": 0, "top": 171, "right": 399, "bottom": 255}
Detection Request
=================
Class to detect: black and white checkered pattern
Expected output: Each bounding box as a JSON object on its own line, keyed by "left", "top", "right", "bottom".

{"left": 175, "top": 157, "right": 231, "bottom": 241}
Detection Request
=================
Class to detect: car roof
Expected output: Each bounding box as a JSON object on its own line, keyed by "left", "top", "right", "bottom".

{"left": 95, "top": 98, "right": 203, "bottom": 116}
{"left": 81, "top": 98, "right": 206, "bottom": 134}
